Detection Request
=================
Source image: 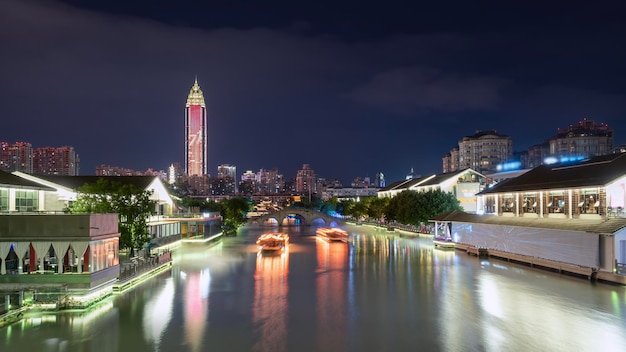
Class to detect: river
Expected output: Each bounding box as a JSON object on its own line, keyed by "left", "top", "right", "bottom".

{"left": 1, "top": 224, "right": 625, "bottom": 352}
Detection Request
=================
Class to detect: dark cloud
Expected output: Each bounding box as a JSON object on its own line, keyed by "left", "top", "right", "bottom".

{"left": 343, "top": 66, "right": 508, "bottom": 113}
{"left": 1, "top": 0, "right": 626, "bottom": 183}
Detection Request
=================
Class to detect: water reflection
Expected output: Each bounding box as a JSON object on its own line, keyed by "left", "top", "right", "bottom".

{"left": 181, "top": 267, "right": 210, "bottom": 352}
{"left": 1, "top": 225, "right": 625, "bottom": 352}
{"left": 252, "top": 249, "right": 289, "bottom": 352}
{"left": 1, "top": 299, "right": 120, "bottom": 352}
{"left": 315, "top": 238, "right": 349, "bottom": 351}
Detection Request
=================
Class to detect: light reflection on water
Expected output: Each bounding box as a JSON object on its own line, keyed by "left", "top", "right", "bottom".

{"left": 1, "top": 224, "right": 625, "bottom": 352}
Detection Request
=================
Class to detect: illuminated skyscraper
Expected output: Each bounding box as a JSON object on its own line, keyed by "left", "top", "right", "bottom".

{"left": 185, "top": 78, "right": 207, "bottom": 176}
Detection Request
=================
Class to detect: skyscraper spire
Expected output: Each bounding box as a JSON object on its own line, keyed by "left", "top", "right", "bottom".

{"left": 186, "top": 77, "right": 206, "bottom": 106}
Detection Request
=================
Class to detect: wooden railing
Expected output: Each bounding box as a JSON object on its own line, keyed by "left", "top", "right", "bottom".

{"left": 118, "top": 251, "right": 172, "bottom": 283}
{"left": 617, "top": 262, "right": 626, "bottom": 275}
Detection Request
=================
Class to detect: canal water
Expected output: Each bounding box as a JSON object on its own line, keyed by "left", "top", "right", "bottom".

{"left": 2, "top": 224, "right": 626, "bottom": 352}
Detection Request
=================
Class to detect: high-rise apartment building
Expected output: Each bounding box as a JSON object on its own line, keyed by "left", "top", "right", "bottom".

{"left": 256, "top": 168, "right": 284, "bottom": 194}
{"left": 0, "top": 141, "right": 33, "bottom": 173}
{"left": 443, "top": 130, "right": 512, "bottom": 174}
{"left": 32, "top": 146, "right": 79, "bottom": 175}
{"left": 217, "top": 164, "right": 237, "bottom": 194}
{"left": 549, "top": 118, "right": 613, "bottom": 158}
{"left": 296, "top": 164, "right": 317, "bottom": 195}
{"left": 442, "top": 147, "right": 459, "bottom": 173}
{"left": 185, "top": 78, "right": 207, "bottom": 176}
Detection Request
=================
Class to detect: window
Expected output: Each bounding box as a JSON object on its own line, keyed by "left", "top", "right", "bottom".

{"left": 501, "top": 194, "right": 514, "bottom": 213}
{"left": 0, "top": 189, "right": 8, "bottom": 211}
{"left": 523, "top": 193, "right": 537, "bottom": 213}
{"left": 579, "top": 189, "right": 599, "bottom": 214}
{"left": 15, "top": 190, "right": 38, "bottom": 212}
{"left": 547, "top": 191, "right": 565, "bottom": 214}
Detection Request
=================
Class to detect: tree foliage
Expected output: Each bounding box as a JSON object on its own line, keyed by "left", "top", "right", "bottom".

{"left": 385, "top": 189, "right": 462, "bottom": 225}
{"left": 180, "top": 197, "right": 220, "bottom": 212}
{"left": 68, "top": 178, "right": 157, "bottom": 253}
{"left": 366, "top": 197, "right": 389, "bottom": 221}
{"left": 219, "top": 197, "right": 252, "bottom": 235}
{"left": 320, "top": 196, "right": 339, "bottom": 215}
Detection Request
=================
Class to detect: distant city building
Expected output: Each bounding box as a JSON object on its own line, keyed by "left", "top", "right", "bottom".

{"left": 374, "top": 172, "right": 386, "bottom": 188}
{"left": 296, "top": 164, "right": 317, "bottom": 195}
{"left": 216, "top": 164, "right": 237, "bottom": 194}
{"left": 351, "top": 176, "right": 371, "bottom": 188}
{"left": 256, "top": 168, "right": 285, "bottom": 194}
{"left": 167, "top": 162, "right": 182, "bottom": 185}
{"left": 442, "top": 147, "right": 459, "bottom": 173}
{"left": 502, "top": 118, "right": 614, "bottom": 171}
{"left": 96, "top": 165, "right": 165, "bottom": 179}
{"left": 0, "top": 141, "right": 33, "bottom": 173}
{"left": 520, "top": 141, "right": 550, "bottom": 169}
{"left": 548, "top": 118, "right": 613, "bottom": 160}
{"left": 33, "top": 146, "right": 79, "bottom": 176}
{"left": 321, "top": 187, "right": 380, "bottom": 201}
{"left": 185, "top": 78, "right": 208, "bottom": 176}
{"left": 239, "top": 170, "right": 256, "bottom": 194}
{"left": 185, "top": 174, "right": 211, "bottom": 195}
{"left": 443, "top": 130, "right": 513, "bottom": 174}
{"left": 405, "top": 167, "right": 420, "bottom": 180}
{"left": 241, "top": 170, "right": 256, "bottom": 182}
{"left": 96, "top": 164, "right": 137, "bottom": 176}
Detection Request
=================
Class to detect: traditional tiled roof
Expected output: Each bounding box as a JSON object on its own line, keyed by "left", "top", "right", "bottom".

{"left": 431, "top": 209, "right": 626, "bottom": 234}
{"left": 379, "top": 178, "right": 414, "bottom": 192}
{"left": 379, "top": 169, "right": 481, "bottom": 192}
{"left": 479, "top": 153, "right": 626, "bottom": 195}
{"left": 0, "top": 170, "right": 55, "bottom": 191}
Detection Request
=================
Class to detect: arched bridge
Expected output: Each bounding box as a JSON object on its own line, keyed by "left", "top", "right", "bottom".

{"left": 248, "top": 207, "right": 342, "bottom": 227}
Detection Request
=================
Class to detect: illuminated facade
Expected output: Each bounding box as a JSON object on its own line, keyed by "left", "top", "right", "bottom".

{"left": 296, "top": 164, "right": 317, "bottom": 195}
{"left": 185, "top": 78, "right": 207, "bottom": 176}
{"left": 443, "top": 131, "right": 512, "bottom": 174}
{"left": 0, "top": 141, "right": 33, "bottom": 173}
{"left": 377, "top": 168, "right": 486, "bottom": 213}
{"left": 549, "top": 118, "right": 613, "bottom": 158}
{"left": 433, "top": 152, "right": 626, "bottom": 283}
{"left": 32, "top": 146, "right": 79, "bottom": 176}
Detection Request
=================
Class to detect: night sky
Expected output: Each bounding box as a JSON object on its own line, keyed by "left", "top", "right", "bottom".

{"left": 2, "top": 0, "right": 626, "bottom": 184}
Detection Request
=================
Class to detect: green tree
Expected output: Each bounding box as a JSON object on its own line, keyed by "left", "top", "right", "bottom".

{"left": 415, "top": 189, "right": 463, "bottom": 223}
{"left": 219, "top": 197, "right": 252, "bottom": 235}
{"left": 367, "top": 197, "right": 389, "bottom": 222}
{"left": 68, "top": 178, "right": 157, "bottom": 255}
{"left": 180, "top": 197, "right": 220, "bottom": 212}
{"left": 385, "top": 189, "right": 462, "bottom": 226}
{"left": 337, "top": 199, "right": 355, "bottom": 217}
{"left": 351, "top": 200, "right": 369, "bottom": 222}
{"left": 321, "top": 196, "right": 339, "bottom": 215}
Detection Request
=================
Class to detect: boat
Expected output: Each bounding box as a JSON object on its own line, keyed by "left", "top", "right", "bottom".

{"left": 433, "top": 237, "right": 455, "bottom": 249}
{"left": 316, "top": 227, "right": 349, "bottom": 242}
{"left": 256, "top": 233, "right": 289, "bottom": 252}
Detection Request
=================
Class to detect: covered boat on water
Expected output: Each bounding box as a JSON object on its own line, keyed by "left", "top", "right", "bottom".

{"left": 256, "top": 233, "right": 289, "bottom": 252}
{"left": 316, "top": 227, "right": 349, "bottom": 242}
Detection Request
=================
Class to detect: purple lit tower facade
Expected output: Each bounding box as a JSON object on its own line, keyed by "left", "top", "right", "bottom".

{"left": 185, "top": 78, "right": 208, "bottom": 176}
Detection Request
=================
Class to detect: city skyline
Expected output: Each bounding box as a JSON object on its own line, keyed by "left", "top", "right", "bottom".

{"left": 2, "top": 0, "right": 626, "bottom": 184}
